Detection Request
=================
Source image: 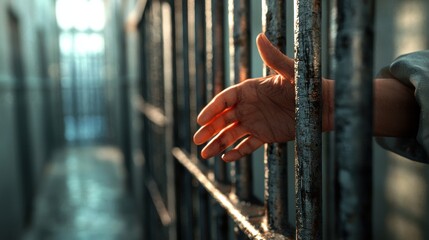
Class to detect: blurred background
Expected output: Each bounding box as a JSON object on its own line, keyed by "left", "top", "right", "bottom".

{"left": 0, "top": 0, "right": 428, "bottom": 239}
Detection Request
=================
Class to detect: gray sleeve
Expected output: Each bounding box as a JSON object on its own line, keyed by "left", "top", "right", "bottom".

{"left": 376, "top": 50, "right": 429, "bottom": 163}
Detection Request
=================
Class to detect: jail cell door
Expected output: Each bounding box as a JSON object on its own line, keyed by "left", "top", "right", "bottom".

{"left": 59, "top": 30, "right": 108, "bottom": 144}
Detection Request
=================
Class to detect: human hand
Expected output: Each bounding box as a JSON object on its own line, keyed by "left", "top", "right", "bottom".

{"left": 193, "top": 33, "right": 297, "bottom": 162}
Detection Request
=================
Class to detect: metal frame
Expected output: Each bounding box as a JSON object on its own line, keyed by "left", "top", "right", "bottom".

{"left": 135, "top": 0, "right": 375, "bottom": 239}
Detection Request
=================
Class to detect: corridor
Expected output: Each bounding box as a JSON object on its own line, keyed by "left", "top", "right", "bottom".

{"left": 2, "top": 0, "right": 429, "bottom": 239}
{"left": 24, "top": 146, "right": 141, "bottom": 240}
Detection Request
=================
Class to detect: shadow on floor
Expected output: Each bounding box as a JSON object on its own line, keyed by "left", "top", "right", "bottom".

{"left": 24, "top": 146, "right": 142, "bottom": 240}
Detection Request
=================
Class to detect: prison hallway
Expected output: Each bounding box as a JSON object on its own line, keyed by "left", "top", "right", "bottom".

{"left": 23, "top": 146, "right": 142, "bottom": 240}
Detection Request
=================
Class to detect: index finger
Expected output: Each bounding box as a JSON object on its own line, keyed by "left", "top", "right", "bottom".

{"left": 197, "top": 86, "right": 238, "bottom": 126}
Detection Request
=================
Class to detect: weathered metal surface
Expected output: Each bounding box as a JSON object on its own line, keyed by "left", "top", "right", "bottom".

{"left": 265, "top": 143, "right": 289, "bottom": 235}
{"left": 173, "top": 147, "right": 293, "bottom": 240}
{"left": 263, "top": 0, "right": 290, "bottom": 236}
{"left": 334, "top": 1, "right": 374, "bottom": 239}
{"left": 232, "top": 0, "right": 253, "bottom": 203}
{"left": 294, "top": 0, "right": 322, "bottom": 239}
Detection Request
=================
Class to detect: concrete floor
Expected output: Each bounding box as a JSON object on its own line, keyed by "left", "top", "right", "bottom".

{"left": 24, "top": 146, "right": 142, "bottom": 240}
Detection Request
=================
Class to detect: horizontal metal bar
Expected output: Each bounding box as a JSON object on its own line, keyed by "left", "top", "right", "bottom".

{"left": 134, "top": 95, "right": 167, "bottom": 127}
{"left": 146, "top": 177, "right": 173, "bottom": 226}
{"left": 172, "top": 147, "right": 293, "bottom": 240}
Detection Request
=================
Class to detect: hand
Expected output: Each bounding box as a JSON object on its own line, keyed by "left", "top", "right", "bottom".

{"left": 193, "top": 34, "right": 297, "bottom": 162}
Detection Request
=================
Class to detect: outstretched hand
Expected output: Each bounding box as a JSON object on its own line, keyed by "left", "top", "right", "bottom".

{"left": 193, "top": 34, "right": 299, "bottom": 162}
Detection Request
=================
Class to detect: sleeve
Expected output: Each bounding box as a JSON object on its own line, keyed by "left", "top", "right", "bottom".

{"left": 376, "top": 50, "right": 429, "bottom": 163}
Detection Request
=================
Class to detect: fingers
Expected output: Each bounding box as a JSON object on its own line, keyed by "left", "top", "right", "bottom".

{"left": 197, "top": 86, "right": 238, "bottom": 126}
{"left": 200, "top": 122, "right": 249, "bottom": 159}
{"left": 222, "top": 136, "right": 264, "bottom": 162}
{"left": 256, "top": 33, "right": 294, "bottom": 83}
{"left": 193, "top": 108, "right": 237, "bottom": 145}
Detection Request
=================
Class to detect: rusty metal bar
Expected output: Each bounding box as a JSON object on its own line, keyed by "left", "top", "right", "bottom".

{"left": 294, "top": 0, "right": 322, "bottom": 239}
{"left": 263, "top": 0, "right": 290, "bottom": 236}
{"left": 173, "top": 147, "right": 292, "bottom": 240}
{"left": 232, "top": 0, "right": 253, "bottom": 203}
{"left": 334, "top": 1, "right": 374, "bottom": 239}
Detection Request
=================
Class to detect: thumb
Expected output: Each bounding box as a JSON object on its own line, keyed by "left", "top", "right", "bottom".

{"left": 256, "top": 33, "right": 294, "bottom": 82}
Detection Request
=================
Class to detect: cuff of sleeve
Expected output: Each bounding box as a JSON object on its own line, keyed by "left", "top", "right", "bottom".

{"left": 376, "top": 50, "right": 429, "bottom": 162}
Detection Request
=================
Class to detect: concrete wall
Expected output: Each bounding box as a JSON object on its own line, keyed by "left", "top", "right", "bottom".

{"left": 0, "top": 0, "right": 61, "bottom": 238}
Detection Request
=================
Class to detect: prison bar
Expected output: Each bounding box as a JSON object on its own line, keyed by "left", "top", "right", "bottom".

{"left": 173, "top": 0, "right": 196, "bottom": 239}
{"left": 294, "top": 0, "right": 323, "bottom": 239}
{"left": 135, "top": 0, "right": 376, "bottom": 239}
{"left": 334, "top": 1, "right": 374, "bottom": 239}
{"left": 194, "top": 1, "right": 212, "bottom": 239}
{"left": 211, "top": 1, "right": 231, "bottom": 238}
{"left": 173, "top": 147, "right": 291, "bottom": 240}
{"left": 263, "top": 0, "right": 290, "bottom": 236}
{"left": 231, "top": 0, "right": 253, "bottom": 204}
{"left": 161, "top": 3, "right": 177, "bottom": 240}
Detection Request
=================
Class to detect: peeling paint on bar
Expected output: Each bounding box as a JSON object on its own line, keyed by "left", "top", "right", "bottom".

{"left": 294, "top": 0, "right": 322, "bottom": 239}
{"left": 263, "top": 0, "right": 290, "bottom": 236}
{"left": 173, "top": 148, "right": 293, "bottom": 240}
{"left": 335, "top": 1, "right": 374, "bottom": 239}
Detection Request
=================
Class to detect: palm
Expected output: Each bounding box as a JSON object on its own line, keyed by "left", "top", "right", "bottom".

{"left": 193, "top": 34, "right": 296, "bottom": 162}
{"left": 233, "top": 76, "right": 295, "bottom": 143}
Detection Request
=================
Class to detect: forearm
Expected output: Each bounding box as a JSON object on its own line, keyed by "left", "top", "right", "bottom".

{"left": 323, "top": 78, "right": 419, "bottom": 137}
{"left": 373, "top": 78, "right": 419, "bottom": 137}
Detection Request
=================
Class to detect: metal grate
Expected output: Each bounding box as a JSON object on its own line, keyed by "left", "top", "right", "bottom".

{"left": 135, "top": 0, "right": 374, "bottom": 239}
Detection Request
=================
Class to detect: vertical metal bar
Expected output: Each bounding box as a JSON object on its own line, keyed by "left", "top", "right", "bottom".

{"left": 335, "top": 0, "right": 374, "bottom": 239}
{"left": 294, "top": 0, "right": 322, "bottom": 239}
{"left": 232, "top": 0, "right": 253, "bottom": 203}
{"left": 161, "top": 3, "right": 177, "bottom": 240}
{"left": 118, "top": 5, "right": 133, "bottom": 190}
{"left": 173, "top": 0, "right": 194, "bottom": 239}
{"left": 140, "top": 8, "right": 152, "bottom": 239}
{"left": 8, "top": 11, "right": 34, "bottom": 225}
{"left": 326, "top": 0, "right": 337, "bottom": 239}
{"left": 138, "top": 10, "right": 150, "bottom": 239}
{"left": 211, "top": 0, "right": 230, "bottom": 239}
{"left": 195, "top": 0, "right": 211, "bottom": 239}
{"left": 263, "top": 0, "right": 290, "bottom": 236}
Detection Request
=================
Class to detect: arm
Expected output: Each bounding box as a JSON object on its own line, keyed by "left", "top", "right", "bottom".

{"left": 373, "top": 78, "right": 419, "bottom": 138}
{"left": 323, "top": 78, "right": 419, "bottom": 137}
{"left": 194, "top": 34, "right": 420, "bottom": 162}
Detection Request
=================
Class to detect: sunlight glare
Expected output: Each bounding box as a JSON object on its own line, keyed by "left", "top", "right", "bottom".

{"left": 56, "top": 0, "right": 105, "bottom": 31}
